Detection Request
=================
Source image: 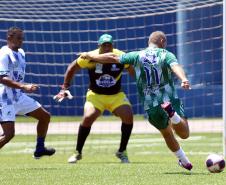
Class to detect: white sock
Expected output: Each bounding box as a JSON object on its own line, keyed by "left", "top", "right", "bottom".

{"left": 174, "top": 147, "right": 190, "bottom": 164}
{"left": 170, "top": 112, "right": 181, "bottom": 124}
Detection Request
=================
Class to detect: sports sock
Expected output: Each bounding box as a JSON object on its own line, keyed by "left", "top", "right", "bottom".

{"left": 76, "top": 125, "right": 91, "bottom": 154}
{"left": 118, "top": 123, "right": 133, "bottom": 152}
{"left": 36, "top": 137, "right": 45, "bottom": 151}
{"left": 174, "top": 147, "right": 190, "bottom": 164}
{"left": 170, "top": 112, "right": 181, "bottom": 124}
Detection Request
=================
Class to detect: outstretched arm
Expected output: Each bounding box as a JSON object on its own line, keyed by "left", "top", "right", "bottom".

{"left": 81, "top": 52, "right": 135, "bottom": 77}
{"left": 80, "top": 52, "right": 120, "bottom": 64}
{"left": 171, "top": 64, "right": 191, "bottom": 90}
{"left": 62, "top": 59, "right": 81, "bottom": 89}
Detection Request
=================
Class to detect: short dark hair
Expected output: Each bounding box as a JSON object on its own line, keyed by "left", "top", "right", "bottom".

{"left": 7, "top": 27, "right": 23, "bottom": 38}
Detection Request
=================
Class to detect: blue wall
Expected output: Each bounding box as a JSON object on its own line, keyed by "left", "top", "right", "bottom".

{"left": 0, "top": 4, "right": 222, "bottom": 117}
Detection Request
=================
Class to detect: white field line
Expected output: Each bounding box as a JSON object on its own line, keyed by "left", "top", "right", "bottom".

{"left": 1, "top": 135, "right": 221, "bottom": 156}
{"left": 4, "top": 136, "right": 205, "bottom": 148}
{"left": 0, "top": 119, "right": 222, "bottom": 135}
{"left": 2, "top": 149, "right": 219, "bottom": 156}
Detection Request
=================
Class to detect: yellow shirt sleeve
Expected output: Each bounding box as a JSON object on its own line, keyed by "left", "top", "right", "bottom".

{"left": 112, "top": 49, "right": 129, "bottom": 69}
{"left": 76, "top": 49, "right": 99, "bottom": 68}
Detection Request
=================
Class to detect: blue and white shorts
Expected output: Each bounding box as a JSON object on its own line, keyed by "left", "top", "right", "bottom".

{"left": 0, "top": 93, "right": 41, "bottom": 122}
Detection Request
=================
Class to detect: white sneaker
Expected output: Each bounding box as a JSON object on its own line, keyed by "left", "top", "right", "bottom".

{"left": 68, "top": 152, "right": 82, "bottom": 163}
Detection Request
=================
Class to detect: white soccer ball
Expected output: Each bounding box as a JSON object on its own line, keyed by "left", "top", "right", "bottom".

{"left": 205, "top": 154, "right": 225, "bottom": 173}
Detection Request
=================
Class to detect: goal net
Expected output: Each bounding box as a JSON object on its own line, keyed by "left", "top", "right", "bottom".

{"left": 0, "top": 0, "right": 223, "bottom": 155}
{"left": 0, "top": 0, "right": 223, "bottom": 118}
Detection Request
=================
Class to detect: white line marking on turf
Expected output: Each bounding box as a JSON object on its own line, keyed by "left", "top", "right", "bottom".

{"left": 4, "top": 136, "right": 205, "bottom": 148}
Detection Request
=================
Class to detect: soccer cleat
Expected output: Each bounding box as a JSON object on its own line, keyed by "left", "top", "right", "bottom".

{"left": 178, "top": 160, "right": 193, "bottom": 171}
{"left": 68, "top": 151, "right": 82, "bottom": 163}
{"left": 33, "top": 147, "right": 56, "bottom": 159}
{"left": 115, "top": 151, "right": 130, "bottom": 163}
{"left": 161, "top": 102, "right": 175, "bottom": 118}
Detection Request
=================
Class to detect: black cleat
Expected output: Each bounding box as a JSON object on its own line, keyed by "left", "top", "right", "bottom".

{"left": 33, "top": 147, "right": 56, "bottom": 159}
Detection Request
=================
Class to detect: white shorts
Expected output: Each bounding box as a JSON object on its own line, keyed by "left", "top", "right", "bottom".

{"left": 0, "top": 93, "right": 41, "bottom": 122}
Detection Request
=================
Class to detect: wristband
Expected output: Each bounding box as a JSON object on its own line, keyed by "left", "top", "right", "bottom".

{"left": 61, "top": 83, "right": 70, "bottom": 90}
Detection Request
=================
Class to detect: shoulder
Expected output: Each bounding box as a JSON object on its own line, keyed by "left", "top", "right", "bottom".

{"left": 0, "top": 45, "right": 10, "bottom": 55}
{"left": 161, "top": 49, "right": 178, "bottom": 65}
{"left": 77, "top": 49, "right": 97, "bottom": 68}
{"left": 123, "top": 51, "right": 140, "bottom": 58}
{"left": 0, "top": 46, "right": 10, "bottom": 61}
{"left": 119, "top": 51, "right": 140, "bottom": 65}
{"left": 18, "top": 48, "right": 25, "bottom": 57}
{"left": 164, "top": 49, "right": 176, "bottom": 58}
{"left": 113, "top": 49, "right": 125, "bottom": 55}
{"left": 90, "top": 49, "right": 99, "bottom": 54}
{"left": 164, "top": 49, "right": 177, "bottom": 61}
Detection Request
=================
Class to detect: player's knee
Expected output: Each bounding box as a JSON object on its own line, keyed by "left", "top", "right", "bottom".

{"left": 45, "top": 111, "right": 51, "bottom": 123}
{"left": 119, "top": 109, "right": 133, "bottom": 123}
{"left": 179, "top": 132, "right": 190, "bottom": 139}
{"left": 82, "top": 115, "right": 95, "bottom": 127}
{"left": 39, "top": 111, "right": 51, "bottom": 123}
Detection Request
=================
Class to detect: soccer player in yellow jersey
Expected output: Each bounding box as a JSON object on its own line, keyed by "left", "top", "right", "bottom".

{"left": 54, "top": 34, "right": 134, "bottom": 163}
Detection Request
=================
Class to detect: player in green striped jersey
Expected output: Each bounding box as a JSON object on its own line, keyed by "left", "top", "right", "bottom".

{"left": 81, "top": 31, "right": 193, "bottom": 171}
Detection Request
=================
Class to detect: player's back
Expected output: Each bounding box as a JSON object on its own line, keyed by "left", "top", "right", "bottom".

{"left": 132, "top": 47, "right": 179, "bottom": 108}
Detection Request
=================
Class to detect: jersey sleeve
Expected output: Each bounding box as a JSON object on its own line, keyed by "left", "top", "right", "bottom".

{"left": 76, "top": 49, "right": 98, "bottom": 68}
{"left": 76, "top": 56, "right": 91, "bottom": 68}
{"left": 165, "top": 51, "right": 178, "bottom": 67}
{"left": 119, "top": 51, "right": 140, "bottom": 65}
{"left": 0, "top": 51, "right": 10, "bottom": 76}
{"left": 112, "top": 49, "right": 130, "bottom": 68}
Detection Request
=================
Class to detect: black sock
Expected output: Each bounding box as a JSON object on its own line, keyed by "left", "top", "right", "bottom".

{"left": 118, "top": 123, "right": 133, "bottom": 152}
{"left": 76, "top": 125, "right": 91, "bottom": 154}
{"left": 36, "top": 137, "right": 45, "bottom": 151}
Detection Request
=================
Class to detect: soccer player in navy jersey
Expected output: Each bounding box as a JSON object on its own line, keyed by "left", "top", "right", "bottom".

{"left": 54, "top": 34, "right": 134, "bottom": 163}
{"left": 81, "top": 31, "right": 193, "bottom": 171}
{"left": 0, "top": 27, "right": 55, "bottom": 159}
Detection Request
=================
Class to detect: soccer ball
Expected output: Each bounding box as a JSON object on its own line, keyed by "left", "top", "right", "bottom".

{"left": 205, "top": 154, "right": 225, "bottom": 173}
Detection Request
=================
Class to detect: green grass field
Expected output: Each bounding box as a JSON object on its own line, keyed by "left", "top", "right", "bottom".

{"left": 0, "top": 132, "right": 225, "bottom": 185}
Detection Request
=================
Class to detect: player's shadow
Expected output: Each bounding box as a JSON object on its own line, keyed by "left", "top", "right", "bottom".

{"left": 86, "top": 161, "right": 159, "bottom": 164}
{"left": 164, "top": 172, "right": 207, "bottom": 175}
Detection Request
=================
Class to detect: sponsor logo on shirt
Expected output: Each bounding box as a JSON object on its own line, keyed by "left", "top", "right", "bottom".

{"left": 96, "top": 74, "right": 116, "bottom": 87}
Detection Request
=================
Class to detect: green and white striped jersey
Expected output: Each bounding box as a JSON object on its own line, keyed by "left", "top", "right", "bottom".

{"left": 119, "top": 47, "right": 179, "bottom": 110}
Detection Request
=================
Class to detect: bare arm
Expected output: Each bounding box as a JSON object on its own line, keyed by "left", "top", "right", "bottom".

{"left": 81, "top": 52, "right": 135, "bottom": 77}
{"left": 80, "top": 52, "right": 120, "bottom": 64}
{"left": 62, "top": 59, "right": 81, "bottom": 89}
{"left": 171, "top": 64, "right": 191, "bottom": 89}
{"left": 126, "top": 65, "right": 135, "bottom": 77}
{"left": 0, "top": 76, "right": 39, "bottom": 93}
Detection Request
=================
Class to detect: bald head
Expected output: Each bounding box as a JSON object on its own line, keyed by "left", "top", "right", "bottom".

{"left": 148, "top": 31, "right": 167, "bottom": 48}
